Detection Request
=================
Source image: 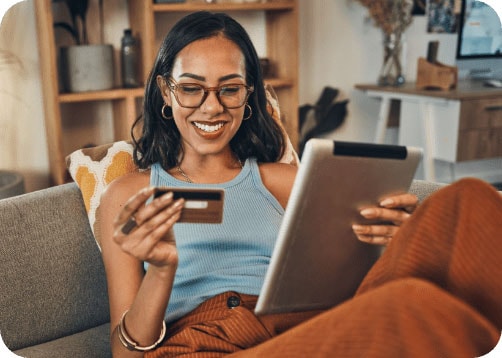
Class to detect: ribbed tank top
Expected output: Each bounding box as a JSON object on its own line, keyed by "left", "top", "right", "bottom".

{"left": 147, "top": 158, "right": 284, "bottom": 323}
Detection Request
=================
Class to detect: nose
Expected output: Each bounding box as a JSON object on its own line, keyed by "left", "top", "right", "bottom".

{"left": 201, "top": 89, "right": 224, "bottom": 113}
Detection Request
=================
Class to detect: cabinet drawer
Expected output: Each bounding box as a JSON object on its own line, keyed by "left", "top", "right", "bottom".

{"left": 457, "top": 97, "right": 502, "bottom": 161}
{"left": 457, "top": 127, "right": 502, "bottom": 161}
{"left": 460, "top": 98, "right": 502, "bottom": 130}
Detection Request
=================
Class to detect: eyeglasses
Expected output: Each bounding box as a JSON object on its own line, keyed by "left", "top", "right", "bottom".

{"left": 167, "top": 78, "right": 254, "bottom": 109}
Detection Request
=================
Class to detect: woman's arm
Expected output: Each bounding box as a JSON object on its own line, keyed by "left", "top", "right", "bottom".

{"left": 99, "top": 172, "right": 183, "bottom": 357}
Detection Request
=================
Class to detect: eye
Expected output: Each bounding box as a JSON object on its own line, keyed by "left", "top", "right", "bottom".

{"left": 178, "top": 84, "right": 204, "bottom": 95}
{"left": 219, "top": 85, "right": 242, "bottom": 96}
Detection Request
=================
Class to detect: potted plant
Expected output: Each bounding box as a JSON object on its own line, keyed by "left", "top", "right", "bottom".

{"left": 54, "top": 0, "right": 114, "bottom": 93}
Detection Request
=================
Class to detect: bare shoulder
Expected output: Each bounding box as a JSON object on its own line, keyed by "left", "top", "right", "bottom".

{"left": 98, "top": 170, "right": 150, "bottom": 260}
{"left": 100, "top": 170, "right": 151, "bottom": 219}
{"left": 259, "top": 162, "right": 298, "bottom": 208}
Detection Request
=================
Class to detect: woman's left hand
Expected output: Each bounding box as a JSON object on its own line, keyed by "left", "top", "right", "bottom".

{"left": 352, "top": 192, "right": 418, "bottom": 246}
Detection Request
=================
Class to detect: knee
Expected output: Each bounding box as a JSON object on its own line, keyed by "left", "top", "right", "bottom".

{"left": 424, "top": 177, "right": 499, "bottom": 209}
{"left": 445, "top": 177, "right": 499, "bottom": 197}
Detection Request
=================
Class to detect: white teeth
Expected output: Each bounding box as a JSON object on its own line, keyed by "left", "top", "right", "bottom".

{"left": 193, "top": 122, "right": 224, "bottom": 133}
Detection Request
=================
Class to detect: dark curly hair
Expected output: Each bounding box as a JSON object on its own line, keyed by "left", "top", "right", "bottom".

{"left": 132, "top": 11, "right": 286, "bottom": 170}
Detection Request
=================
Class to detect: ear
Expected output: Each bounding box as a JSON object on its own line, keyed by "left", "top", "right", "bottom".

{"left": 156, "top": 75, "right": 172, "bottom": 106}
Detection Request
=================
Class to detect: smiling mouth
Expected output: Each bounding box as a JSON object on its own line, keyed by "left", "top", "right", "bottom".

{"left": 193, "top": 122, "right": 225, "bottom": 133}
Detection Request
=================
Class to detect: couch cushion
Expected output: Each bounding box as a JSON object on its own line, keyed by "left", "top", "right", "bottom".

{"left": 0, "top": 183, "right": 110, "bottom": 351}
{"left": 14, "top": 323, "right": 111, "bottom": 358}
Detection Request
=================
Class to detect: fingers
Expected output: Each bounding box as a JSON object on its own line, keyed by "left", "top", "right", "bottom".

{"left": 115, "top": 188, "right": 175, "bottom": 235}
{"left": 359, "top": 206, "right": 411, "bottom": 225}
{"left": 379, "top": 192, "right": 418, "bottom": 213}
{"left": 115, "top": 187, "right": 157, "bottom": 228}
{"left": 113, "top": 188, "right": 184, "bottom": 263}
{"left": 352, "top": 224, "right": 398, "bottom": 245}
{"left": 125, "top": 199, "right": 184, "bottom": 263}
{"left": 352, "top": 192, "right": 418, "bottom": 246}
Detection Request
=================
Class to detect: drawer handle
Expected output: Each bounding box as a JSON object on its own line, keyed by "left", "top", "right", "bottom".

{"left": 484, "top": 105, "right": 502, "bottom": 111}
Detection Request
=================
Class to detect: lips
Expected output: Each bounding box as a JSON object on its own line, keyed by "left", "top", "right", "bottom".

{"left": 193, "top": 121, "right": 225, "bottom": 133}
{"left": 191, "top": 121, "right": 228, "bottom": 139}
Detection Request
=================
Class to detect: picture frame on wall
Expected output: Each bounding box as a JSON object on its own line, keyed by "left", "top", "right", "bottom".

{"left": 412, "top": 0, "right": 426, "bottom": 15}
{"left": 427, "top": 0, "right": 459, "bottom": 33}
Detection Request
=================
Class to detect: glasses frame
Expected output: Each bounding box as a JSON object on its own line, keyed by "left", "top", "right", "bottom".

{"left": 166, "top": 78, "right": 254, "bottom": 109}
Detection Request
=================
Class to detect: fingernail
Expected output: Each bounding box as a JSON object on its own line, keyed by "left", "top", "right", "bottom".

{"left": 160, "top": 191, "right": 173, "bottom": 201}
{"left": 352, "top": 224, "right": 364, "bottom": 233}
{"left": 140, "top": 187, "right": 151, "bottom": 195}
{"left": 360, "top": 208, "right": 375, "bottom": 217}
{"left": 380, "top": 199, "right": 394, "bottom": 207}
{"left": 357, "top": 236, "right": 371, "bottom": 243}
{"left": 174, "top": 198, "right": 184, "bottom": 208}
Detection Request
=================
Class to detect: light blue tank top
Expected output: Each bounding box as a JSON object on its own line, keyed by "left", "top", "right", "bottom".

{"left": 147, "top": 158, "right": 284, "bottom": 323}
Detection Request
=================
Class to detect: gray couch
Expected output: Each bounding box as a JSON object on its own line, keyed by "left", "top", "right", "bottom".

{"left": 0, "top": 180, "right": 445, "bottom": 357}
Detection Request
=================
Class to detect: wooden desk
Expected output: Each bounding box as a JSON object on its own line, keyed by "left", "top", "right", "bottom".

{"left": 356, "top": 81, "right": 502, "bottom": 181}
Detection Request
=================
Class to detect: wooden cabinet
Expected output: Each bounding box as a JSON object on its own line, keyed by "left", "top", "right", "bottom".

{"left": 356, "top": 81, "right": 502, "bottom": 181}
{"left": 35, "top": 0, "right": 299, "bottom": 186}
{"left": 458, "top": 98, "right": 502, "bottom": 161}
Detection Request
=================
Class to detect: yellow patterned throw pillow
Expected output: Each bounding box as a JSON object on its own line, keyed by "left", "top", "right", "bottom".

{"left": 66, "top": 85, "right": 298, "bottom": 249}
{"left": 66, "top": 140, "right": 137, "bottom": 248}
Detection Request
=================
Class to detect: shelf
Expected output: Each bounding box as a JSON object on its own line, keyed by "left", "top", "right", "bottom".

{"left": 263, "top": 78, "right": 294, "bottom": 88}
{"left": 152, "top": 2, "right": 295, "bottom": 13}
{"left": 58, "top": 88, "right": 144, "bottom": 103}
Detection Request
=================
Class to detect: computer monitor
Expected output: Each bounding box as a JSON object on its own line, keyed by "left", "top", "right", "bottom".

{"left": 456, "top": 0, "right": 502, "bottom": 80}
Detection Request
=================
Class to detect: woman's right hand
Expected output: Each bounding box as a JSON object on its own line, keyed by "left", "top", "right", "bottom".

{"left": 112, "top": 187, "right": 184, "bottom": 271}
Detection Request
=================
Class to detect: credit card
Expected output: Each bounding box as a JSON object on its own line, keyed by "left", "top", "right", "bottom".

{"left": 154, "top": 187, "right": 225, "bottom": 223}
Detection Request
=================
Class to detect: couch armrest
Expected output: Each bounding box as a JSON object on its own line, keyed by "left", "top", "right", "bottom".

{"left": 0, "top": 183, "right": 110, "bottom": 351}
{"left": 409, "top": 180, "right": 446, "bottom": 203}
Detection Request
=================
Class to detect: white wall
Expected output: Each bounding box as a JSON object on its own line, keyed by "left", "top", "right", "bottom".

{"left": 298, "top": 0, "right": 458, "bottom": 140}
{"left": 0, "top": 0, "right": 501, "bottom": 192}
{"left": 299, "top": 0, "right": 502, "bottom": 183}
{"left": 0, "top": 0, "right": 49, "bottom": 191}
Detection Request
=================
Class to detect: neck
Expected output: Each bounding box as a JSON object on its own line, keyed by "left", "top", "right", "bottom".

{"left": 174, "top": 152, "right": 243, "bottom": 184}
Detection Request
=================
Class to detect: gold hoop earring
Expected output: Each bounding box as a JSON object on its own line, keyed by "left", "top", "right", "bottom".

{"left": 161, "top": 104, "right": 173, "bottom": 120}
{"left": 243, "top": 104, "right": 252, "bottom": 121}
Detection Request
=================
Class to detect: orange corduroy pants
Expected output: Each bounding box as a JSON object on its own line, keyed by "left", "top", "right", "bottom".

{"left": 146, "top": 178, "right": 502, "bottom": 357}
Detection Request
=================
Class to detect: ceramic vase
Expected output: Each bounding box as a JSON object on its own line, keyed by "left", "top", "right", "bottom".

{"left": 60, "top": 44, "right": 114, "bottom": 93}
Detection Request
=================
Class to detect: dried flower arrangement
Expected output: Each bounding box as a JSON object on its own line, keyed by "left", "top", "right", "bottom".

{"left": 355, "top": 0, "right": 414, "bottom": 35}
{"left": 355, "top": 0, "right": 414, "bottom": 86}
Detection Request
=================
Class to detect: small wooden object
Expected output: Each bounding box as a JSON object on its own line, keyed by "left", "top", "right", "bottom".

{"left": 416, "top": 57, "right": 458, "bottom": 91}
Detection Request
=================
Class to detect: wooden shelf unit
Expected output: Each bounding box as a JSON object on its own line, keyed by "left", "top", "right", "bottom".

{"left": 35, "top": 0, "right": 144, "bottom": 185}
{"left": 35, "top": 0, "right": 299, "bottom": 186}
{"left": 128, "top": 0, "right": 299, "bottom": 148}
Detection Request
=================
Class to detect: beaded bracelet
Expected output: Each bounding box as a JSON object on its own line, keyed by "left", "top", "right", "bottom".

{"left": 117, "top": 310, "right": 167, "bottom": 352}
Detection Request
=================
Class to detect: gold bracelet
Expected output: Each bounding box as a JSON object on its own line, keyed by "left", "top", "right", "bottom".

{"left": 117, "top": 310, "right": 166, "bottom": 352}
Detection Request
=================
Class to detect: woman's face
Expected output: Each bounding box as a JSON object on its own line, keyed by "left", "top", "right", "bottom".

{"left": 158, "top": 35, "right": 248, "bottom": 159}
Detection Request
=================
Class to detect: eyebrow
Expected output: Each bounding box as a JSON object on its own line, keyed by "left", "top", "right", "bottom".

{"left": 178, "top": 73, "right": 244, "bottom": 82}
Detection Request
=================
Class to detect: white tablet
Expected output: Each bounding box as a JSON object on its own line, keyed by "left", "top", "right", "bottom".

{"left": 254, "top": 138, "right": 423, "bottom": 315}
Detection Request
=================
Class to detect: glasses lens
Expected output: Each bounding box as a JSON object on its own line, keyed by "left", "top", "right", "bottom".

{"left": 176, "top": 84, "right": 206, "bottom": 108}
{"left": 218, "top": 85, "right": 249, "bottom": 108}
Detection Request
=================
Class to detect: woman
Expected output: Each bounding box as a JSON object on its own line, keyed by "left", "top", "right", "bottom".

{"left": 99, "top": 11, "right": 501, "bottom": 357}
